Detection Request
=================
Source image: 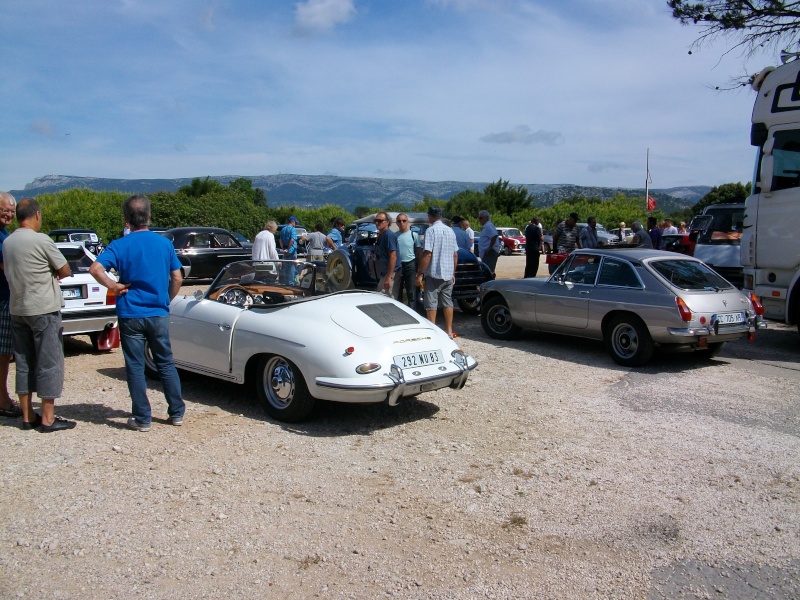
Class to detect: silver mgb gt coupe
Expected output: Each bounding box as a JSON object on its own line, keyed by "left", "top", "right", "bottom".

{"left": 150, "top": 260, "right": 476, "bottom": 422}
{"left": 480, "top": 248, "right": 765, "bottom": 366}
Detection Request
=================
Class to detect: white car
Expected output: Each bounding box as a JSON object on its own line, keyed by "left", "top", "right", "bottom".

{"left": 56, "top": 243, "right": 119, "bottom": 351}
{"left": 149, "top": 259, "right": 477, "bottom": 422}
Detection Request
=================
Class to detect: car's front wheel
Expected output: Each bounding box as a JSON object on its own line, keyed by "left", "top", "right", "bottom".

{"left": 502, "top": 246, "right": 512, "bottom": 256}
{"left": 457, "top": 297, "right": 481, "bottom": 315}
{"left": 481, "top": 296, "right": 521, "bottom": 340}
{"left": 256, "top": 355, "right": 315, "bottom": 422}
{"left": 605, "top": 315, "right": 654, "bottom": 367}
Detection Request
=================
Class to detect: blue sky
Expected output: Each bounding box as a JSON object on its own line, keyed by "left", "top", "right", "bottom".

{"left": 0, "top": 0, "right": 776, "bottom": 192}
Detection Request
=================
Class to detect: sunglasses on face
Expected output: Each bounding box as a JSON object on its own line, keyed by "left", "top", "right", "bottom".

{"left": 374, "top": 218, "right": 385, "bottom": 223}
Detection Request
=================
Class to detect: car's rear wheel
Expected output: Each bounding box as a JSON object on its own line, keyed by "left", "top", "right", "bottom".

{"left": 144, "top": 341, "right": 160, "bottom": 380}
{"left": 457, "top": 297, "right": 481, "bottom": 315}
{"left": 481, "top": 296, "right": 521, "bottom": 340}
{"left": 605, "top": 315, "right": 654, "bottom": 367}
{"left": 256, "top": 355, "right": 315, "bottom": 422}
{"left": 326, "top": 252, "right": 352, "bottom": 291}
{"left": 703, "top": 342, "right": 725, "bottom": 359}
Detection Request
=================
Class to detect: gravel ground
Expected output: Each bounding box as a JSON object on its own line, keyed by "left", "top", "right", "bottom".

{"left": 1, "top": 254, "right": 799, "bottom": 599}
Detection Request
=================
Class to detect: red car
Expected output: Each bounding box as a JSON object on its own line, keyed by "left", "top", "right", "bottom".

{"left": 496, "top": 227, "right": 526, "bottom": 255}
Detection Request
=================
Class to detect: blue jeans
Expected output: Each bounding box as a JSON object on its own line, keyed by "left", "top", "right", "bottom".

{"left": 119, "top": 316, "right": 184, "bottom": 425}
{"left": 282, "top": 253, "right": 297, "bottom": 285}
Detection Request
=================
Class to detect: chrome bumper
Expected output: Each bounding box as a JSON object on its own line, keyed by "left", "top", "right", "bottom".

{"left": 667, "top": 315, "right": 765, "bottom": 337}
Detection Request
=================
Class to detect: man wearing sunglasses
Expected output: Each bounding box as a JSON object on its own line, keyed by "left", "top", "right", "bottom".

{"left": 393, "top": 213, "right": 421, "bottom": 307}
{"left": 373, "top": 212, "right": 398, "bottom": 295}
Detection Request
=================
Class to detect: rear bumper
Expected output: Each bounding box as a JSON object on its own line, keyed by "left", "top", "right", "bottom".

{"left": 61, "top": 308, "right": 118, "bottom": 335}
{"left": 666, "top": 315, "right": 765, "bottom": 338}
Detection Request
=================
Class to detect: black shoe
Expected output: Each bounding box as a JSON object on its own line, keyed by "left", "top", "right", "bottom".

{"left": 21, "top": 413, "right": 42, "bottom": 430}
{"left": 38, "top": 416, "right": 76, "bottom": 433}
{"left": 0, "top": 403, "right": 23, "bottom": 418}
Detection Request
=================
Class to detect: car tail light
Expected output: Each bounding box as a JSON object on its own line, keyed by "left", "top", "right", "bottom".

{"left": 105, "top": 288, "right": 116, "bottom": 306}
{"left": 749, "top": 292, "right": 764, "bottom": 316}
{"left": 676, "top": 297, "right": 692, "bottom": 322}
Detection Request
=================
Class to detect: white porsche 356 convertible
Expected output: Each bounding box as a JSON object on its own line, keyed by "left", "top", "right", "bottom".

{"left": 148, "top": 260, "right": 476, "bottom": 422}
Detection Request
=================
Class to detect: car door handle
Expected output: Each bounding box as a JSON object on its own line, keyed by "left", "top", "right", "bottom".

{"left": 218, "top": 323, "right": 231, "bottom": 331}
{"left": 579, "top": 291, "right": 590, "bottom": 296}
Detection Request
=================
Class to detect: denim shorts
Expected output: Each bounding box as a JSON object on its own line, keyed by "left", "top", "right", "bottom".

{"left": 423, "top": 276, "right": 454, "bottom": 310}
{"left": 11, "top": 312, "right": 64, "bottom": 399}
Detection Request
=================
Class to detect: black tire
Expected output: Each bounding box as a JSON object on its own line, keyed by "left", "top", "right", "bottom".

{"left": 605, "top": 315, "right": 654, "bottom": 367}
{"left": 457, "top": 297, "right": 481, "bottom": 316}
{"left": 481, "top": 295, "right": 521, "bottom": 340}
{"left": 502, "top": 246, "right": 512, "bottom": 256}
{"left": 144, "top": 341, "right": 160, "bottom": 380}
{"left": 256, "top": 355, "right": 315, "bottom": 422}
{"left": 326, "top": 251, "right": 352, "bottom": 291}
{"left": 703, "top": 342, "right": 726, "bottom": 359}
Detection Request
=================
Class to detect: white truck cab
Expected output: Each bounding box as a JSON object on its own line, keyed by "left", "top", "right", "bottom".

{"left": 742, "top": 56, "right": 800, "bottom": 330}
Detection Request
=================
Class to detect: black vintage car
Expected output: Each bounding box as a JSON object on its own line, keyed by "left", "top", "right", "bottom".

{"left": 161, "top": 227, "right": 252, "bottom": 279}
{"left": 47, "top": 228, "right": 105, "bottom": 256}
{"left": 326, "top": 214, "right": 494, "bottom": 314}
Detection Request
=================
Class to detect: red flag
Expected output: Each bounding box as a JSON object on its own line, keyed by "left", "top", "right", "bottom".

{"left": 647, "top": 195, "right": 656, "bottom": 212}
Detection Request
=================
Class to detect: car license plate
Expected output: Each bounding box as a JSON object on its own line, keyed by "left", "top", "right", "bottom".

{"left": 393, "top": 350, "right": 444, "bottom": 369}
{"left": 61, "top": 287, "right": 82, "bottom": 300}
{"left": 715, "top": 311, "right": 745, "bottom": 324}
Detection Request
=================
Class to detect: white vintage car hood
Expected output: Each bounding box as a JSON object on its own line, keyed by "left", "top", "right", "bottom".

{"left": 329, "top": 296, "right": 432, "bottom": 339}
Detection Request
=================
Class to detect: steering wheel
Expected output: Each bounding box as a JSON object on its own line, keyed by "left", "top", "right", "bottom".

{"left": 217, "top": 285, "right": 253, "bottom": 307}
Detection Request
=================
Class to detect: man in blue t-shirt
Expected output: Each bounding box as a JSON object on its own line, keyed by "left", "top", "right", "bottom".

{"left": 90, "top": 195, "right": 185, "bottom": 432}
{"left": 279, "top": 215, "right": 299, "bottom": 285}
{"left": 374, "top": 212, "right": 399, "bottom": 295}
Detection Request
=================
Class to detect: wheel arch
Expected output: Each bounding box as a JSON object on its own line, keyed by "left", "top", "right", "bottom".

{"left": 600, "top": 310, "right": 650, "bottom": 338}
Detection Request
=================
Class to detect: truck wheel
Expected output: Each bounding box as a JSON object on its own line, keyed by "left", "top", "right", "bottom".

{"left": 457, "top": 297, "right": 481, "bottom": 315}
{"left": 605, "top": 315, "right": 654, "bottom": 367}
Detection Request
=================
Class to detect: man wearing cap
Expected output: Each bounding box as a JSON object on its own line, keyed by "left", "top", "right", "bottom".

{"left": 416, "top": 206, "right": 458, "bottom": 338}
{"left": 280, "top": 216, "right": 300, "bottom": 285}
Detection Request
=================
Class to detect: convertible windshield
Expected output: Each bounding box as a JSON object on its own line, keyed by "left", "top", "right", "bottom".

{"left": 207, "top": 260, "right": 326, "bottom": 306}
{"left": 649, "top": 259, "right": 734, "bottom": 291}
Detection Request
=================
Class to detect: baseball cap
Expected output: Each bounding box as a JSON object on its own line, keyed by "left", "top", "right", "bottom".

{"left": 288, "top": 215, "right": 298, "bottom": 223}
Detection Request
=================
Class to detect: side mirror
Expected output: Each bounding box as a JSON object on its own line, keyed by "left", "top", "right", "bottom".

{"left": 759, "top": 154, "right": 773, "bottom": 194}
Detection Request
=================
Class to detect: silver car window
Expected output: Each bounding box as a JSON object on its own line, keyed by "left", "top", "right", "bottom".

{"left": 563, "top": 254, "right": 600, "bottom": 285}
{"left": 649, "top": 259, "right": 733, "bottom": 291}
{"left": 597, "top": 257, "right": 642, "bottom": 288}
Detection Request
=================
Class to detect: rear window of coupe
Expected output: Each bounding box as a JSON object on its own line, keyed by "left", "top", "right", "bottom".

{"left": 649, "top": 259, "right": 734, "bottom": 291}
{"left": 59, "top": 247, "right": 93, "bottom": 273}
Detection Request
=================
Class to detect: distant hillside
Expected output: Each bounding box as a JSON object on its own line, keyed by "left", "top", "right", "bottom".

{"left": 10, "top": 174, "right": 710, "bottom": 213}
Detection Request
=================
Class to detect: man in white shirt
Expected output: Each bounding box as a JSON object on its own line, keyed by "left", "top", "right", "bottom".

{"left": 252, "top": 221, "right": 278, "bottom": 261}
{"left": 461, "top": 219, "right": 476, "bottom": 254}
{"left": 662, "top": 219, "right": 679, "bottom": 235}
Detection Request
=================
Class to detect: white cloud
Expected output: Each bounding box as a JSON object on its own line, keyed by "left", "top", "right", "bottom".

{"left": 480, "top": 126, "right": 563, "bottom": 146}
{"left": 29, "top": 119, "right": 55, "bottom": 137}
{"left": 294, "top": 0, "right": 355, "bottom": 34}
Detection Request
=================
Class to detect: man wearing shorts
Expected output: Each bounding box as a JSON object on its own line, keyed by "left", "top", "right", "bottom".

{"left": 416, "top": 206, "right": 458, "bottom": 338}
{"left": 4, "top": 199, "right": 74, "bottom": 432}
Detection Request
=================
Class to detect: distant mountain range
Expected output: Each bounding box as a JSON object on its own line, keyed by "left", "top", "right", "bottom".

{"left": 9, "top": 174, "right": 710, "bottom": 213}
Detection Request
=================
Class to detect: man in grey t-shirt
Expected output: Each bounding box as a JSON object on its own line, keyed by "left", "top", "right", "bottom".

{"left": 4, "top": 199, "right": 74, "bottom": 432}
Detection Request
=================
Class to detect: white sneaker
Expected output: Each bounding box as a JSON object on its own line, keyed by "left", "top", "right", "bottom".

{"left": 170, "top": 417, "right": 184, "bottom": 427}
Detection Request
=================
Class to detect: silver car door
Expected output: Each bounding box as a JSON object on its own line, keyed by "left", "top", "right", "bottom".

{"left": 169, "top": 295, "right": 239, "bottom": 375}
{"left": 534, "top": 254, "right": 599, "bottom": 329}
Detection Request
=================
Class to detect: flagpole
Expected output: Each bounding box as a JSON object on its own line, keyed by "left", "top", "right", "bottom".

{"left": 645, "top": 148, "right": 651, "bottom": 214}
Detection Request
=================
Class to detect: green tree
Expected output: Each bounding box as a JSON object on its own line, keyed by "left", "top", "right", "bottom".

{"left": 177, "top": 176, "right": 225, "bottom": 198}
{"left": 691, "top": 182, "right": 749, "bottom": 214}
{"left": 353, "top": 206, "right": 374, "bottom": 218}
{"left": 668, "top": 1, "right": 800, "bottom": 57}
{"left": 227, "top": 177, "right": 267, "bottom": 206}
{"left": 483, "top": 179, "right": 535, "bottom": 216}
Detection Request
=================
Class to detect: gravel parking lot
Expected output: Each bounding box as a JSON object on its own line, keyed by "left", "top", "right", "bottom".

{"left": 1, "top": 254, "right": 798, "bottom": 599}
